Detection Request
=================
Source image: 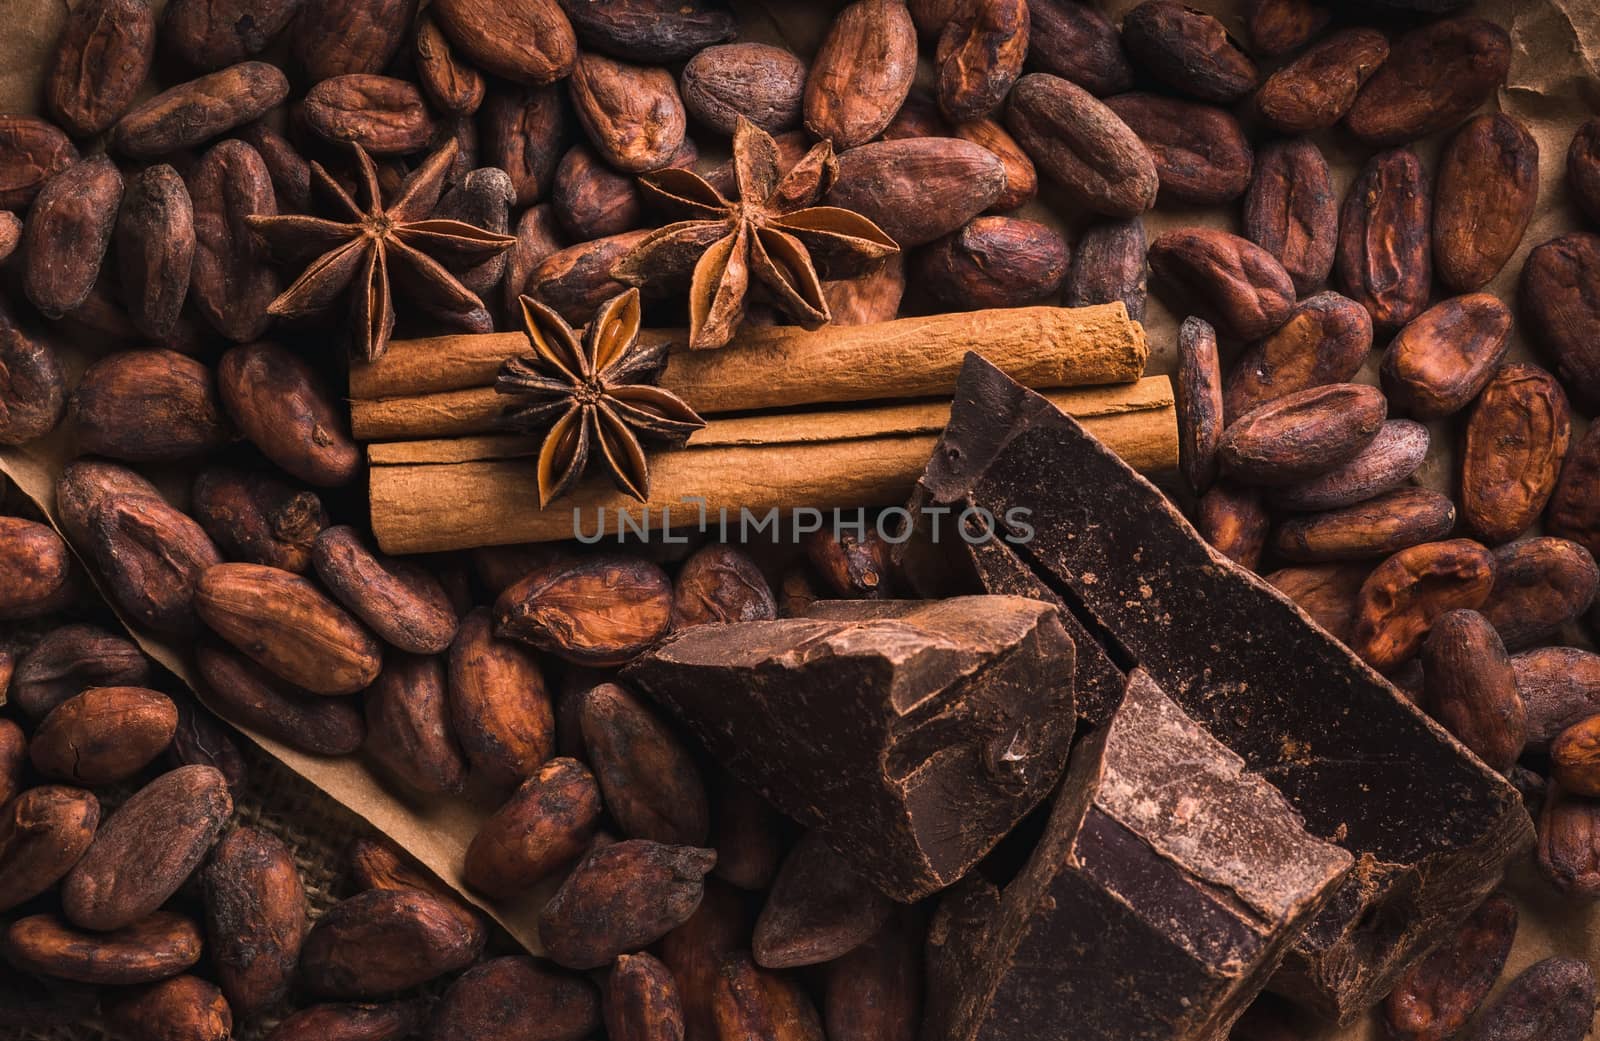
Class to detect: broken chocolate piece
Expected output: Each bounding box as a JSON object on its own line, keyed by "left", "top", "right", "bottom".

{"left": 624, "top": 596, "right": 1077, "bottom": 902}
{"left": 925, "top": 670, "right": 1351, "bottom": 1041}
{"left": 901, "top": 354, "right": 1532, "bottom": 1019}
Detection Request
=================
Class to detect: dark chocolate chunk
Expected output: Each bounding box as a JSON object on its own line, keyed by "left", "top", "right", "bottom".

{"left": 624, "top": 596, "right": 1077, "bottom": 902}
{"left": 901, "top": 354, "right": 1533, "bottom": 1019}
{"left": 925, "top": 670, "right": 1351, "bottom": 1041}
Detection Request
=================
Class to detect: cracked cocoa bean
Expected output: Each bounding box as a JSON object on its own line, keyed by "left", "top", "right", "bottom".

{"left": 606, "top": 952, "right": 684, "bottom": 1041}
{"left": 1351, "top": 539, "right": 1496, "bottom": 673}
{"left": 30, "top": 686, "right": 177, "bottom": 785}
{"left": 45, "top": 0, "right": 155, "bottom": 136}
{"left": 935, "top": 0, "right": 1028, "bottom": 123}
{"left": 804, "top": 0, "right": 918, "bottom": 149}
{"left": 187, "top": 138, "right": 280, "bottom": 343}
{"left": 672, "top": 544, "right": 777, "bottom": 628}
{"left": 0, "top": 299, "right": 67, "bottom": 446}
{"left": 162, "top": 0, "right": 301, "bottom": 70}
{"left": 495, "top": 554, "right": 673, "bottom": 666}
{"left": 90, "top": 493, "right": 221, "bottom": 635}
{"left": 1242, "top": 137, "right": 1337, "bottom": 298}
{"left": 192, "top": 466, "right": 327, "bottom": 573}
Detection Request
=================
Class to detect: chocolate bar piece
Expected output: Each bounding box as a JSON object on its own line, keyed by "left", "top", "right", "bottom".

{"left": 623, "top": 596, "right": 1077, "bottom": 902}
{"left": 926, "top": 670, "right": 1352, "bottom": 1041}
{"left": 904, "top": 354, "right": 1532, "bottom": 1018}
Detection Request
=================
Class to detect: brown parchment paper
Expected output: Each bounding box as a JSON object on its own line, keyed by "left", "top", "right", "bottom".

{"left": 0, "top": 2, "right": 1597, "bottom": 1038}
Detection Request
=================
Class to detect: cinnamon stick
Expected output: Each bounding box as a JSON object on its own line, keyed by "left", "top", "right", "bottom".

{"left": 369, "top": 378, "right": 1176, "bottom": 552}
{"left": 350, "top": 304, "right": 1148, "bottom": 441}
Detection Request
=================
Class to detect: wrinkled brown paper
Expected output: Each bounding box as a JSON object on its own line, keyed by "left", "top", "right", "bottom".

{"left": 1, "top": 0, "right": 1597, "bottom": 1029}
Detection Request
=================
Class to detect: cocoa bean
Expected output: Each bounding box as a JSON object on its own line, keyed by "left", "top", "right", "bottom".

{"left": 431, "top": 0, "right": 575, "bottom": 85}
{"left": 162, "top": 0, "right": 300, "bottom": 69}
{"left": 1256, "top": 29, "right": 1389, "bottom": 134}
{"left": 192, "top": 466, "right": 326, "bottom": 573}
{"left": 1481, "top": 537, "right": 1599, "bottom": 650}
{"left": 754, "top": 830, "right": 891, "bottom": 969}
{"left": 301, "top": 888, "right": 486, "bottom": 998}
{"left": 188, "top": 138, "right": 280, "bottom": 342}
{"left": 1461, "top": 363, "right": 1571, "bottom": 545}
{"left": 70, "top": 349, "right": 230, "bottom": 462}
{"left": 1382, "top": 892, "right": 1518, "bottom": 1041}
{"left": 530, "top": 229, "right": 649, "bottom": 326}
{"left": 1004, "top": 73, "right": 1157, "bottom": 218}
{"left": 503, "top": 204, "right": 566, "bottom": 322}
{"left": 713, "top": 952, "right": 826, "bottom": 1041}
{"left": 823, "top": 912, "right": 922, "bottom": 1041}
{"left": 710, "top": 777, "right": 782, "bottom": 892}
{"left": 415, "top": 13, "right": 485, "bottom": 116}
{"left": 568, "top": 53, "right": 686, "bottom": 172}
{"left": 113, "top": 166, "right": 195, "bottom": 341}
{"left": 950, "top": 118, "right": 1036, "bottom": 212}
{"left": 1271, "top": 420, "right": 1430, "bottom": 512}
{"left": 1549, "top": 425, "right": 1600, "bottom": 562}
{"left": 90, "top": 493, "right": 221, "bottom": 635}
{"left": 1027, "top": 0, "right": 1133, "bottom": 96}
{"left": 0, "top": 786, "right": 99, "bottom": 911}
{"left": 935, "top": 0, "right": 1028, "bottom": 123}
{"left": 203, "top": 826, "right": 307, "bottom": 1017}
{"left": 22, "top": 156, "right": 123, "bottom": 318}
{"left": 5, "top": 912, "right": 200, "bottom": 985}
{"left": 1196, "top": 481, "right": 1268, "bottom": 571}
{"left": 238, "top": 122, "right": 312, "bottom": 213}
{"left": 1247, "top": 0, "right": 1330, "bottom": 56}
{"left": 1350, "top": 539, "right": 1495, "bottom": 673}
{"left": 45, "top": 0, "right": 156, "bottom": 136}
{"left": 1465, "top": 957, "right": 1595, "bottom": 1041}
{"left": 606, "top": 951, "right": 684, "bottom": 1041}
{"left": 0, "top": 517, "right": 75, "bottom": 622}
{"left": 167, "top": 696, "right": 248, "bottom": 795}
{"left": 105, "top": 975, "right": 230, "bottom": 1041}
{"left": 1273, "top": 487, "right": 1456, "bottom": 563}
{"left": 302, "top": 75, "right": 435, "bottom": 156}
{"left": 581, "top": 681, "right": 709, "bottom": 846}
{"left": 1218, "top": 383, "right": 1386, "bottom": 486}
{"left": 1567, "top": 118, "right": 1600, "bottom": 228}
{"left": 465, "top": 757, "right": 601, "bottom": 898}
{"left": 1104, "top": 92, "right": 1252, "bottom": 206}
{"left": 11, "top": 622, "right": 149, "bottom": 720}
{"left": 31, "top": 686, "right": 177, "bottom": 785}
{"left": 1552, "top": 716, "right": 1600, "bottom": 798}
{"left": 1337, "top": 147, "right": 1432, "bottom": 330}
{"left": 432, "top": 163, "right": 512, "bottom": 303}
{"left": 364, "top": 653, "right": 466, "bottom": 796}
{"left": 217, "top": 341, "right": 360, "bottom": 487}
{"left": 1149, "top": 228, "right": 1295, "bottom": 341}
{"left": 1121, "top": 0, "right": 1257, "bottom": 103}
{"left": 1346, "top": 18, "right": 1511, "bottom": 146}
{"left": 313, "top": 526, "right": 457, "bottom": 655}
{"left": 495, "top": 554, "right": 673, "bottom": 666}
{"left": 553, "top": 142, "right": 669, "bottom": 241}
{"left": 1176, "top": 316, "right": 1222, "bottom": 495}
{"left": 913, "top": 216, "right": 1069, "bottom": 310}
{"left": 1382, "top": 294, "right": 1512, "bottom": 419}
{"left": 682, "top": 43, "right": 807, "bottom": 135}
{"left": 291, "top": 0, "right": 414, "bottom": 81}
{"left": 481, "top": 84, "right": 567, "bottom": 208}
{"left": 673, "top": 543, "right": 777, "bottom": 628}
{"left": 194, "top": 640, "right": 365, "bottom": 755}
{"left": 559, "top": 0, "right": 735, "bottom": 63}
{"left": 431, "top": 956, "right": 601, "bottom": 1041}
{"left": 265, "top": 1001, "right": 425, "bottom": 1041}
{"left": 828, "top": 137, "right": 1006, "bottom": 249}
{"left": 1519, "top": 232, "right": 1600, "bottom": 408}
{"left": 0, "top": 299, "right": 67, "bottom": 445}
{"left": 804, "top": 0, "right": 918, "bottom": 149}
{"left": 540, "top": 839, "right": 716, "bottom": 970}
{"left": 1515, "top": 647, "right": 1600, "bottom": 753}
{"left": 1266, "top": 562, "right": 1369, "bottom": 644}
{"left": 660, "top": 880, "right": 753, "bottom": 1041}
{"left": 1062, "top": 217, "right": 1146, "bottom": 320}
{"left": 804, "top": 529, "right": 894, "bottom": 598}
{"left": 1537, "top": 791, "right": 1600, "bottom": 899}
{"left": 1242, "top": 137, "right": 1338, "bottom": 297}
{"left": 1422, "top": 609, "right": 1525, "bottom": 772}
{"left": 0, "top": 720, "right": 21, "bottom": 806}
{"left": 442, "top": 608, "right": 553, "bottom": 789}
{"left": 1434, "top": 114, "right": 1540, "bottom": 292}
{"left": 63, "top": 765, "right": 233, "bottom": 931}
{"left": 112, "top": 62, "right": 290, "bottom": 158}
{"left": 0, "top": 115, "right": 77, "bottom": 210}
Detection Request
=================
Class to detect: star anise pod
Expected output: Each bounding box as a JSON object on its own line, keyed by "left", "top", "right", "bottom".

{"left": 613, "top": 117, "right": 899, "bottom": 350}
{"left": 246, "top": 139, "right": 516, "bottom": 362}
{"left": 496, "top": 288, "right": 706, "bottom": 507}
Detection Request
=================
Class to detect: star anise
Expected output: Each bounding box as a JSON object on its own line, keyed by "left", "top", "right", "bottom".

{"left": 613, "top": 117, "right": 899, "bottom": 350}
{"left": 496, "top": 288, "right": 706, "bottom": 507}
{"left": 246, "top": 139, "right": 516, "bottom": 362}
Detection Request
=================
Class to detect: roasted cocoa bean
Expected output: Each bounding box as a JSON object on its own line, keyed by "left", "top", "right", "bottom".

{"left": 754, "top": 830, "right": 892, "bottom": 969}
{"left": 495, "top": 554, "right": 673, "bottom": 666}
{"left": 1382, "top": 892, "right": 1517, "bottom": 1041}
{"left": 1271, "top": 420, "right": 1429, "bottom": 512}
{"left": 1004, "top": 73, "right": 1157, "bottom": 218}
{"left": 202, "top": 826, "right": 307, "bottom": 1017}
{"left": 581, "top": 682, "right": 709, "bottom": 846}
{"left": 1519, "top": 232, "right": 1600, "bottom": 408}
{"left": 0, "top": 115, "right": 77, "bottom": 210}
{"left": 265, "top": 1001, "right": 424, "bottom": 1041}
{"left": 825, "top": 254, "right": 906, "bottom": 325}
{"left": 560, "top": 0, "right": 735, "bottom": 63}
{"left": 481, "top": 84, "right": 567, "bottom": 208}
{"left": 828, "top": 138, "right": 1006, "bottom": 249}
{"left": 194, "top": 640, "right": 365, "bottom": 755}
{"left": 291, "top": 0, "right": 414, "bottom": 80}
{"left": 529, "top": 229, "right": 649, "bottom": 326}
{"left": 0, "top": 300, "right": 67, "bottom": 446}
{"left": 0, "top": 720, "right": 22, "bottom": 806}
{"left": 1549, "top": 424, "right": 1600, "bottom": 562}
{"left": 464, "top": 757, "right": 601, "bottom": 898}
{"left": 1537, "top": 791, "right": 1600, "bottom": 899}
{"left": 606, "top": 951, "right": 684, "bottom": 1041}
{"left": 31, "top": 686, "right": 177, "bottom": 785}
{"left": 682, "top": 43, "right": 807, "bottom": 135}
{"left": 1553, "top": 716, "right": 1600, "bottom": 798}
{"left": 1337, "top": 147, "right": 1432, "bottom": 330}
{"left": 1242, "top": 137, "right": 1338, "bottom": 297}
{"left": 804, "top": 529, "right": 894, "bottom": 598}
{"left": 1382, "top": 294, "right": 1512, "bottom": 419}
{"left": 108, "top": 974, "right": 232, "bottom": 1041}
{"left": 114, "top": 166, "right": 195, "bottom": 341}
{"left": 45, "top": 0, "right": 156, "bottom": 136}
{"left": 1104, "top": 93, "right": 1252, "bottom": 206}
{"left": 63, "top": 765, "right": 232, "bottom": 931}
{"left": 1422, "top": 609, "right": 1525, "bottom": 772}
{"left": 1062, "top": 217, "right": 1146, "bottom": 320}
{"left": 935, "top": 0, "right": 1028, "bottom": 123}
{"left": 193, "top": 466, "right": 326, "bottom": 573}
{"left": 431, "top": 956, "right": 601, "bottom": 1041}
{"left": 302, "top": 75, "right": 435, "bottom": 156}
{"left": 11, "top": 622, "right": 149, "bottom": 719}
{"left": 1481, "top": 537, "right": 1599, "bottom": 650}
{"left": 301, "top": 888, "right": 486, "bottom": 999}
{"left": 415, "top": 12, "right": 485, "bottom": 117}
{"left": 552, "top": 144, "right": 643, "bottom": 241}
{"left": 364, "top": 653, "right": 466, "bottom": 796}
{"left": 1256, "top": 29, "right": 1389, "bottom": 134}
{"left": 1273, "top": 487, "right": 1456, "bottom": 563}
{"left": 1218, "top": 383, "right": 1386, "bottom": 486}
{"left": 672, "top": 544, "right": 776, "bottom": 628}
{"left": 71, "top": 349, "right": 230, "bottom": 462}
{"left": 1176, "top": 316, "right": 1222, "bottom": 495}
{"left": 445, "top": 608, "right": 554, "bottom": 789}
{"left": 1434, "top": 114, "right": 1540, "bottom": 292}
{"left": 1461, "top": 363, "right": 1571, "bottom": 545}
{"left": 1466, "top": 957, "right": 1596, "bottom": 1041}
{"left": 313, "top": 526, "right": 457, "bottom": 655}
{"left": 1267, "top": 562, "right": 1369, "bottom": 644}
{"left": 1121, "top": 0, "right": 1257, "bottom": 104}
{"left": 569, "top": 52, "right": 686, "bottom": 174}
{"left": 540, "top": 839, "right": 716, "bottom": 970}
{"left": 162, "top": 0, "right": 300, "bottom": 69}
{"left": 913, "top": 216, "right": 1069, "bottom": 310}
{"left": 5, "top": 912, "right": 200, "bottom": 985}
{"left": 0, "top": 786, "right": 99, "bottom": 911}
{"left": 1568, "top": 118, "right": 1600, "bottom": 228}
{"left": 660, "top": 880, "right": 753, "bottom": 1041}
{"left": 713, "top": 952, "right": 826, "bottom": 1041}
{"left": 1350, "top": 539, "right": 1496, "bottom": 673}
{"left": 1247, "top": 0, "right": 1330, "bottom": 56}
{"left": 823, "top": 912, "right": 922, "bottom": 1041}
{"left": 112, "top": 62, "right": 290, "bottom": 158}
{"left": 237, "top": 122, "right": 312, "bottom": 213}
{"left": 1346, "top": 18, "right": 1511, "bottom": 146}
{"left": 0, "top": 517, "right": 75, "bottom": 622}
{"left": 167, "top": 696, "right": 248, "bottom": 795}
{"left": 1516, "top": 647, "right": 1600, "bottom": 753}
{"left": 710, "top": 777, "right": 782, "bottom": 892}
{"left": 89, "top": 493, "right": 221, "bottom": 635}
{"left": 1196, "top": 481, "right": 1269, "bottom": 571}
{"left": 431, "top": 0, "right": 575, "bottom": 85}
{"left": 22, "top": 156, "right": 123, "bottom": 318}
{"left": 1149, "top": 228, "right": 1295, "bottom": 341}
{"left": 217, "top": 341, "right": 360, "bottom": 487}
{"left": 503, "top": 204, "right": 566, "bottom": 321}
{"left": 804, "top": 0, "right": 918, "bottom": 149}
{"left": 188, "top": 138, "right": 280, "bottom": 342}
{"left": 1027, "top": 0, "right": 1132, "bottom": 96}
{"left": 950, "top": 118, "right": 1036, "bottom": 213}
